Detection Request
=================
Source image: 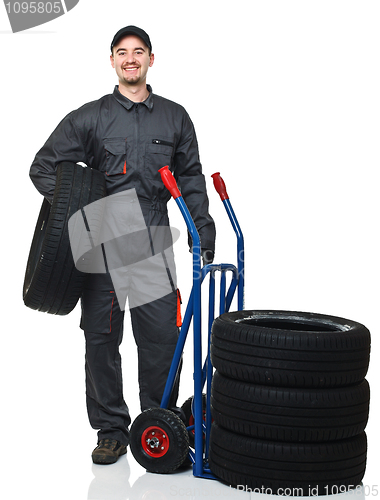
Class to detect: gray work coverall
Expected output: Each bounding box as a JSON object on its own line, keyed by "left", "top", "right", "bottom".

{"left": 29, "top": 85, "right": 216, "bottom": 446}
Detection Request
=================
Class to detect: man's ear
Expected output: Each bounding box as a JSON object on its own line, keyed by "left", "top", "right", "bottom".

{"left": 149, "top": 53, "right": 155, "bottom": 68}
{"left": 110, "top": 54, "right": 115, "bottom": 68}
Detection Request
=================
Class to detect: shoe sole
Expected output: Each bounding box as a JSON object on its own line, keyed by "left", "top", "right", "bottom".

{"left": 92, "top": 448, "right": 127, "bottom": 465}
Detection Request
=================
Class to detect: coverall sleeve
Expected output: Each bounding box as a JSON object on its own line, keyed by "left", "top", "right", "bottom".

{"left": 29, "top": 111, "right": 87, "bottom": 202}
{"left": 174, "top": 113, "right": 216, "bottom": 252}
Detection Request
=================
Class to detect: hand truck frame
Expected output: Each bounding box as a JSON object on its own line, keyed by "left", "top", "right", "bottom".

{"left": 130, "top": 167, "right": 244, "bottom": 479}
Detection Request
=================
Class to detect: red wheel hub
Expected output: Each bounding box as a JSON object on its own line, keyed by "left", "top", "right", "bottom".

{"left": 141, "top": 426, "right": 170, "bottom": 457}
{"left": 189, "top": 414, "right": 196, "bottom": 437}
{"left": 189, "top": 410, "right": 208, "bottom": 438}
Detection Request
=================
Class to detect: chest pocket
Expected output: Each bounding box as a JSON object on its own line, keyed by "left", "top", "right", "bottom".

{"left": 145, "top": 139, "right": 174, "bottom": 179}
{"left": 103, "top": 137, "right": 127, "bottom": 176}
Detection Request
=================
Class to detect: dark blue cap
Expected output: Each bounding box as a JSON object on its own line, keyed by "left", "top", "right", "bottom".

{"left": 111, "top": 26, "right": 152, "bottom": 53}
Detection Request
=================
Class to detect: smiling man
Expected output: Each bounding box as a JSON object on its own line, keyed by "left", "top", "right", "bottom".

{"left": 111, "top": 33, "right": 154, "bottom": 97}
{"left": 29, "top": 26, "right": 215, "bottom": 464}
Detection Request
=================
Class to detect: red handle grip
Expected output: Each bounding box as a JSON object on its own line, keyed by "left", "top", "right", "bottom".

{"left": 159, "top": 166, "right": 181, "bottom": 199}
{"left": 211, "top": 172, "right": 229, "bottom": 201}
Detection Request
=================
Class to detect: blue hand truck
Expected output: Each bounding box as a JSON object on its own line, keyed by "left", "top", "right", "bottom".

{"left": 129, "top": 167, "right": 244, "bottom": 479}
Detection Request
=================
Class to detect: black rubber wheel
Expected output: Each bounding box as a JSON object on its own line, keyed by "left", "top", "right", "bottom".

{"left": 211, "top": 310, "right": 371, "bottom": 388}
{"left": 209, "top": 423, "right": 367, "bottom": 495}
{"left": 181, "top": 394, "right": 208, "bottom": 448}
{"left": 130, "top": 408, "right": 189, "bottom": 473}
{"left": 23, "top": 162, "right": 106, "bottom": 315}
{"left": 211, "top": 371, "right": 370, "bottom": 442}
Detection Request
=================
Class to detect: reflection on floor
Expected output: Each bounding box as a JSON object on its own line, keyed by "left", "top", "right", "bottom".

{"left": 87, "top": 454, "right": 366, "bottom": 500}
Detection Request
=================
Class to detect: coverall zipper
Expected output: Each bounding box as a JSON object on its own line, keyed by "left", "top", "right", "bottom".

{"left": 134, "top": 104, "right": 139, "bottom": 171}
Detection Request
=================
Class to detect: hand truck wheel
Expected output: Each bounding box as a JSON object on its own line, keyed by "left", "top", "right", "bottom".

{"left": 130, "top": 407, "right": 189, "bottom": 473}
{"left": 181, "top": 394, "right": 207, "bottom": 448}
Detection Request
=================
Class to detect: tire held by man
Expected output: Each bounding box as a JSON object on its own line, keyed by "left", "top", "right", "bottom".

{"left": 23, "top": 162, "right": 106, "bottom": 315}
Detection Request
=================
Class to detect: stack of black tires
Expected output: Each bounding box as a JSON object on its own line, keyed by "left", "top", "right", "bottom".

{"left": 209, "top": 310, "right": 371, "bottom": 496}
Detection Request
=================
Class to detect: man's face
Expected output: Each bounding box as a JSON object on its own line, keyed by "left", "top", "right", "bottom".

{"left": 110, "top": 35, "right": 154, "bottom": 87}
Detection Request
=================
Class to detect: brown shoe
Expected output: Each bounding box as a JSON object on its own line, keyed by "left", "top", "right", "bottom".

{"left": 92, "top": 439, "right": 127, "bottom": 464}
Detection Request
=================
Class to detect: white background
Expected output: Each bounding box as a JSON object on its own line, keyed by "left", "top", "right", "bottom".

{"left": 0, "top": 1, "right": 379, "bottom": 499}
